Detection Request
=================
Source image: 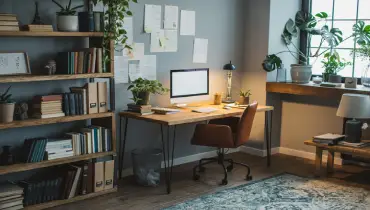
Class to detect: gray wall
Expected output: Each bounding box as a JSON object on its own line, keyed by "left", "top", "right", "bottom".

{"left": 0, "top": 0, "right": 247, "bottom": 173}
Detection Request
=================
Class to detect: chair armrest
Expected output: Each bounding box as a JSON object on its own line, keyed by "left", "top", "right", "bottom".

{"left": 191, "top": 124, "right": 235, "bottom": 148}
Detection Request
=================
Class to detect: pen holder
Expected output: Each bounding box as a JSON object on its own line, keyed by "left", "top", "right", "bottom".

{"left": 214, "top": 93, "right": 222, "bottom": 105}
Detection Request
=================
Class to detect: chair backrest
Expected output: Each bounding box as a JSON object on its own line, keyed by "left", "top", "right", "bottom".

{"left": 235, "top": 102, "right": 258, "bottom": 146}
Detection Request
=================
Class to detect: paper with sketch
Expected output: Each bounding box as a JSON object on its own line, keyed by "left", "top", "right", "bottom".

{"left": 164, "top": 5, "right": 179, "bottom": 30}
{"left": 128, "top": 43, "right": 145, "bottom": 60}
{"left": 129, "top": 63, "right": 141, "bottom": 82}
{"left": 144, "top": 4, "right": 162, "bottom": 33}
{"left": 180, "top": 10, "right": 195, "bottom": 36}
{"left": 120, "top": 17, "right": 134, "bottom": 57}
{"left": 151, "top": 30, "right": 165, "bottom": 52}
{"left": 164, "top": 30, "right": 178, "bottom": 52}
{"left": 140, "top": 55, "right": 157, "bottom": 80}
{"left": 193, "top": 38, "right": 208, "bottom": 63}
{"left": 114, "top": 56, "right": 129, "bottom": 84}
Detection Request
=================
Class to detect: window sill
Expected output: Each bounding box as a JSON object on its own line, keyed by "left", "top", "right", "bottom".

{"left": 266, "top": 82, "right": 370, "bottom": 98}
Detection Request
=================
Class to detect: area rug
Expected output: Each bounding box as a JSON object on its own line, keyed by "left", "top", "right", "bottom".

{"left": 163, "top": 173, "right": 370, "bottom": 210}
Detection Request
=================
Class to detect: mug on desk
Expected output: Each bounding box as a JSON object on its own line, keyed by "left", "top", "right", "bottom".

{"left": 214, "top": 93, "right": 222, "bottom": 105}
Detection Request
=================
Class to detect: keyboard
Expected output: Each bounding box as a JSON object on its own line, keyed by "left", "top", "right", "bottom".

{"left": 192, "top": 107, "right": 219, "bottom": 113}
{"left": 152, "top": 107, "right": 180, "bottom": 115}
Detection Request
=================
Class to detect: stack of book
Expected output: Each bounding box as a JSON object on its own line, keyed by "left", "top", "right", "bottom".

{"left": 127, "top": 104, "right": 153, "bottom": 115}
{"left": 0, "top": 183, "right": 23, "bottom": 210}
{"left": 0, "top": 14, "right": 19, "bottom": 32}
{"left": 23, "top": 138, "right": 47, "bottom": 163}
{"left": 33, "top": 95, "right": 65, "bottom": 119}
{"left": 338, "top": 141, "right": 370, "bottom": 148}
{"left": 45, "top": 138, "right": 73, "bottom": 160}
{"left": 56, "top": 48, "right": 104, "bottom": 75}
{"left": 21, "top": 176, "right": 63, "bottom": 206}
{"left": 23, "top": 24, "right": 53, "bottom": 32}
{"left": 313, "top": 133, "right": 346, "bottom": 145}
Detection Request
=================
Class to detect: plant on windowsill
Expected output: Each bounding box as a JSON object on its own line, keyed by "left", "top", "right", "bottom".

{"left": 127, "top": 78, "right": 169, "bottom": 105}
{"left": 52, "top": 0, "right": 84, "bottom": 32}
{"left": 238, "top": 90, "right": 252, "bottom": 105}
{"left": 0, "top": 86, "right": 15, "bottom": 123}
{"left": 321, "top": 52, "right": 351, "bottom": 83}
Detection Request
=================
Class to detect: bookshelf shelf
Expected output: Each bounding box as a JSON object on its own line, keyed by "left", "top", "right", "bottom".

{"left": 24, "top": 187, "right": 118, "bottom": 210}
{"left": 0, "top": 31, "right": 104, "bottom": 37}
{"left": 0, "top": 151, "right": 116, "bottom": 176}
{"left": 0, "top": 73, "right": 114, "bottom": 83}
{"left": 0, "top": 112, "right": 114, "bottom": 130}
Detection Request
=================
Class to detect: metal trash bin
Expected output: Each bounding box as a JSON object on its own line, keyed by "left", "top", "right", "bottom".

{"left": 131, "top": 148, "right": 162, "bottom": 187}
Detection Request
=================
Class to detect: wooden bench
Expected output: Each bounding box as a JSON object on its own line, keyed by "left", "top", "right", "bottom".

{"left": 304, "top": 140, "right": 370, "bottom": 176}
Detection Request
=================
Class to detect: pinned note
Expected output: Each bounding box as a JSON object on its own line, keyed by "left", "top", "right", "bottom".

{"left": 114, "top": 56, "right": 129, "bottom": 84}
{"left": 150, "top": 30, "right": 165, "bottom": 53}
{"left": 164, "top": 30, "right": 178, "bottom": 52}
{"left": 164, "top": 5, "right": 179, "bottom": 30}
{"left": 144, "top": 4, "right": 162, "bottom": 33}
{"left": 193, "top": 38, "right": 208, "bottom": 63}
{"left": 180, "top": 10, "right": 195, "bottom": 36}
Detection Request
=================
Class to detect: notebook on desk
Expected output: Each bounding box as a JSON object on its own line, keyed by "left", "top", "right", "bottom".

{"left": 152, "top": 107, "right": 180, "bottom": 115}
{"left": 192, "top": 107, "right": 219, "bottom": 113}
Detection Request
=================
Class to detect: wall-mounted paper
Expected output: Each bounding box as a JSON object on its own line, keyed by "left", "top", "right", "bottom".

{"left": 144, "top": 4, "right": 162, "bottom": 33}
{"left": 128, "top": 43, "right": 145, "bottom": 60}
{"left": 121, "top": 17, "right": 133, "bottom": 46}
{"left": 140, "top": 55, "right": 157, "bottom": 80}
{"left": 129, "top": 63, "right": 141, "bottom": 82}
{"left": 164, "top": 5, "right": 179, "bottom": 30}
{"left": 164, "top": 30, "right": 178, "bottom": 52}
{"left": 180, "top": 10, "right": 195, "bottom": 36}
{"left": 114, "top": 56, "right": 129, "bottom": 84}
{"left": 150, "top": 30, "right": 165, "bottom": 53}
{"left": 193, "top": 38, "right": 208, "bottom": 63}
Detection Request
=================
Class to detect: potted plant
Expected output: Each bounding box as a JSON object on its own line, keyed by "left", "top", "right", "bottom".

{"left": 52, "top": 0, "right": 83, "bottom": 32}
{"left": 321, "top": 52, "right": 351, "bottom": 83}
{"left": 0, "top": 86, "right": 15, "bottom": 123}
{"left": 127, "top": 78, "right": 169, "bottom": 105}
{"left": 239, "top": 90, "right": 251, "bottom": 105}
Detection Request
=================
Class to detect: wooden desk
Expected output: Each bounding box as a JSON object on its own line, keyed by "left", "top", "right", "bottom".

{"left": 305, "top": 140, "right": 370, "bottom": 176}
{"left": 118, "top": 105, "right": 274, "bottom": 194}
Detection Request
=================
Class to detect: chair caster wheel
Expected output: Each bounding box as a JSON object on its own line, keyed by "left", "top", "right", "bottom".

{"left": 221, "top": 179, "right": 228, "bottom": 185}
{"left": 246, "top": 175, "right": 253, "bottom": 181}
{"left": 226, "top": 165, "right": 233, "bottom": 172}
{"left": 199, "top": 167, "right": 206, "bottom": 173}
{"left": 193, "top": 174, "right": 200, "bottom": 181}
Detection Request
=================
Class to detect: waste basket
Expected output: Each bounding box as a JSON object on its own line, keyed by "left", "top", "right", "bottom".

{"left": 131, "top": 148, "right": 162, "bottom": 186}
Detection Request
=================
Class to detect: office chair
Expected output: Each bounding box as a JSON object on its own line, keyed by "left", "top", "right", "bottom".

{"left": 191, "top": 102, "right": 258, "bottom": 185}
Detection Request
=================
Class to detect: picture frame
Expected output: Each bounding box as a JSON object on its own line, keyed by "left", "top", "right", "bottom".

{"left": 0, "top": 52, "right": 31, "bottom": 76}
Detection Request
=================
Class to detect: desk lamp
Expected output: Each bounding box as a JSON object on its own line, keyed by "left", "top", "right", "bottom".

{"left": 222, "top": 61, "right": 236, "bottom": 103}
{"left": 337, "top": 94, "right": 370, "bottom": 143}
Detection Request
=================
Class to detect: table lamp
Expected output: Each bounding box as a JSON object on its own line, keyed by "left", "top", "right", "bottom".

{"left": 222, "top": 61, "right": 236, "bottom": 103}
{"left": 336, "top": 94, "right": 370, "bottom": 143}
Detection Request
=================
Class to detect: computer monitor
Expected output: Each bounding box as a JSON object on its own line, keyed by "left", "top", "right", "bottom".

{"left": 170, "top": 69, "right": 209, "bottom": 104}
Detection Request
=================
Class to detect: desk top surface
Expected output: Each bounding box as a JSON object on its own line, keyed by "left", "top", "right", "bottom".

{"left": 119, "top": 105, "right": 274, "bottom": 125}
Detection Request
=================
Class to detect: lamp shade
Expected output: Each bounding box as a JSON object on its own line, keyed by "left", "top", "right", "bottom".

{"left": 337, "top": 94, "right": 370, "bottom": 119}
{"left": 223, "top": 61, "right": 236, "bottom": 71}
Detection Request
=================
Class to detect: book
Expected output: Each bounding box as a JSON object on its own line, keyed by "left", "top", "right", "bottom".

{"left": 78, "top": 12, "right": 95, "bottom": 32}
{"left": 0, "top": 183, "right": 23, "bottom": 198}
{"left": 104, "top": 160, "right": 114, "bottom": 190}
{"left": 0, "top": 25, "right": 19, "bottom": 31}
{"left": 0, "top": 21, "right": 18, "bottom": 26}
{"left": 85, "top": 83, "right": 98, "bottom": 114}
{"left": 23, "top": 24, "right": 53, "bottom": 32}
{"left": 70, "top": 87, "right": 87, "bottom": 115}
{"left": 0, "top": 195, "right": 22, "bottom": 203}
{"left": 91, "top": 48, "right": 97, "bottom": 73}
{"left": 338, "top": 141, "right": 370, "bottom": 148}
{"left": 63, "top": 93, "right": 70, "bottom": 116}
{"left": 87, "top": 161, "right": 94, "bottom": 193}
{"left": 93, "top": 161, "right": 104, "bottom": 192}
{"left": 33, "top": 113, "right": 65, "bottom": 119}
{"left": 33, "top": 95, "right": 63, "bottom": 102}
{"left": 313, "top": 133, "right": 346, "bottom": 145}
{"left": 0, "top": 197, "right": 23, "bottom": 209}
{"left": 97, "top": 82, "right": 108, "bottom": 113}
{"left": 0, "top": 15, "right": 17, "bottom": 21}
{"left": 68, "top": 165, "right": 82, "bottom": 199}
{"left": 80, "top": 163, "right": 89, "bottom": 195}
{"left": 96, "top": 48, "right": 103, "bottom": 73}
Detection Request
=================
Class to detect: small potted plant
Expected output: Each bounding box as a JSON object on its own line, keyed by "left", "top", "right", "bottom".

{"left": 238, "top": 90, "right": 251, "bottom": 105}
{"left": 0, "top": 86, "right": 15, "bottom": 123}
{"left": 127, "top": 78, "right": 169, "bottom": 105}
{"left": 52, "top": 0, "right": 83, "bottom": 32}
{"left": 321, "top": 52, "right": 351, "bottom": 83}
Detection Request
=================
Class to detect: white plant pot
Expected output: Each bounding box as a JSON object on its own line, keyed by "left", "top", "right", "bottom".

{"left": 290, "top": 64, "right": 312, "bottom": 83}
{"left": 0, "top": 103, "right": 15, "bottom": 123}
{"left": 57, "top": 15, "right": 79, "bottom": 32}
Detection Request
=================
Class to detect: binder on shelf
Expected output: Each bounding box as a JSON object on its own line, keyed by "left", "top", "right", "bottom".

{"left": 85, "top": 83, "right": 98, "bottom": 114}
{"left": 104, "top": 160, "right": 114, "bottom": 190}
{"left": 97, "top": 82, "right": 108, "bottom": 113}
{"left": 93, "top": 161, "right": 104, "bottom": 192}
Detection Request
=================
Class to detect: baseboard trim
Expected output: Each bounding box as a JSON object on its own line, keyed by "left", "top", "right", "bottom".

{"left": 239, "top": 146, "right": 280, "bottom": 157}
{"left": 278, "top": 147, "right": 343, "bottom": 165}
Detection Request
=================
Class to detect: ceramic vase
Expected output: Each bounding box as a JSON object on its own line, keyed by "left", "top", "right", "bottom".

{"left": 0, "top": 103, "right": 15, "bottom": 123}
{"left": 290, "top": 64, "right": 312, "bottom": 83}
{"left": 57, "top": 15, "right": 79, "bottom": 32}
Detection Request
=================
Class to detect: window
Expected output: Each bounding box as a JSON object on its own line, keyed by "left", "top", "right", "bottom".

{"left": 309, "top": 0, "right": 370, "bottom": 78}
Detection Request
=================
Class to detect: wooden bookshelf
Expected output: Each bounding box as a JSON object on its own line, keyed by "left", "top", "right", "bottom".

{"left": 0, "top": 112, "right": 114, "bottom": 130}
{"left": 0, "top": 31, "right": 104, "bottom": 37}
{"left": 0, "top": 73, "right": 114, "bottom": 83}
{"left": 24, "top": 187, "right": 118, "bottom": 210}
{"left": 0, "top": 151, "right": 115, "bottom": 175}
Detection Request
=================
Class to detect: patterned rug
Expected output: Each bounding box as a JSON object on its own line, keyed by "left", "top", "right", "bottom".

{"left": 164, "top": 173, "right": 370, "bottom": 210}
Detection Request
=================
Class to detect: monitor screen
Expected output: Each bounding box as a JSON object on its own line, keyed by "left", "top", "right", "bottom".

{"left": 170, "top": 69, "right": 209, "bottom": 98}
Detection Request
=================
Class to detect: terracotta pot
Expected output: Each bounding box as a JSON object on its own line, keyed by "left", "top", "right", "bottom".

{"left": 238, "top": 96, "right": 250, "bottom": 105}
{"left": 137, "top": 92, "right": 150, "bottom": 105}
{"left": 0, "top": 103, "right": 14, "bottom": 123}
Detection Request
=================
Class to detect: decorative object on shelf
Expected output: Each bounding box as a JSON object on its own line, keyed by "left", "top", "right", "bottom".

{"left": 345, "top": 77, "right": 357, "bottom": 89}
{"left": 213, "top": 93, "right": 222, "bottom": 105}
{"left": 44, "top": 60, "right": 57, "bottom": 75}
{"left": 52, "top": 0, "right": 83, "bottom": 32}
{"left": 0, "top": 13, "right": 19, "bottom": 32}
{"left": 0, "top": 52, "right": 31, "bottom": 75}
{"left": 312, "top": 76, "right": 323, "bottom": 84}
{"left": 222, "top": 61, "right": 236, "bottom": 103}
{"left": 0, "top": 146, "right": 14, "bottom": 165}
{"left": 276, "top": 64, "right": 287, "bottom": 82}
{"left": 321, "top": 52, "right": 351, "bottom": 83}
{"left": 290, "top": 64, "right": 312, "bottom": 83}
{"left": 93, "top": 12, "right": 103, "bottom": 32}
{"left": 127, "top": 78, "right": 169, "bottom": 105}
{"left": 32, "top": 1, "right": 43, "bottom": 24}
{"left": 354, "top": 43, "right": 370, "bottom": 87}
{"left": 337, "top": 94, "right": 370, "bottom": 143}
{"left": 0, "top": 86, "right": 15, "bottom": 123}
{"left": 238, "top": 90, "right": 251, "bottom": 105}
{"left": 14, "top": 102, "right": 28, "bottom": 120}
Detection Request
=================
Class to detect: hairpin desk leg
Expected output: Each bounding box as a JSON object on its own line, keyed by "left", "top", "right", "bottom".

{"left": 160, "top": 124, "right": 177, "bottom": 194}
{"left": 265, "top": 110, "right": 273, "bottom": 167}
{"left": 119, "top": 117, "right": 129, "bottom": 180}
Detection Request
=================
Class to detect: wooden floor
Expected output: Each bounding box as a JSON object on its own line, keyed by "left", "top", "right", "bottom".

{"left": 51, "top": 152, "right": 370, "bottom": 210}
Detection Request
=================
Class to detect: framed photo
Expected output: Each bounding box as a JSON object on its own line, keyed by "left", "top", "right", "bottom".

{"left": 0, "top": 52, "right": 31, "bottom": 75}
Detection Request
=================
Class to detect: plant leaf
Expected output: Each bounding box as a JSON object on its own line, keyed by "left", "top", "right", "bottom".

{"left": 295, "top": 11, "right": 317, "bottom": 30}
{"left": 315, "top": 12, "right": 328, "bottom": 19}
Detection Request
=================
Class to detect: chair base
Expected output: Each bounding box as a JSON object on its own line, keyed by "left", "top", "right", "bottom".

{"left": 192, "top": 149, "right": 252, "bottom": 185}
